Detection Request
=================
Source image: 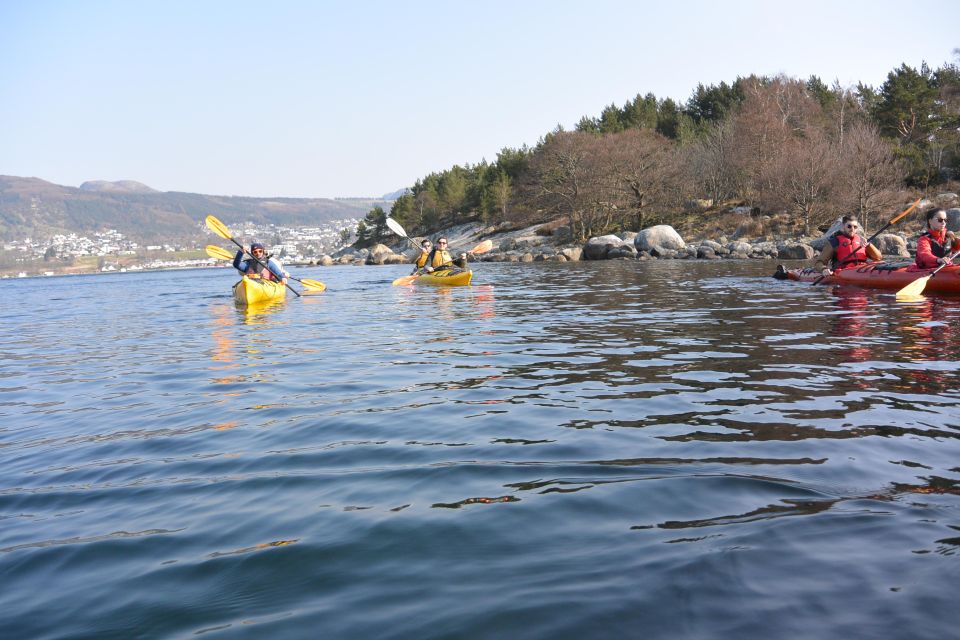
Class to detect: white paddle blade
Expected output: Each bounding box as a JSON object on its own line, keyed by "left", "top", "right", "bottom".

{"left": 385, "top": 217, "right": 408, "bottom": 238}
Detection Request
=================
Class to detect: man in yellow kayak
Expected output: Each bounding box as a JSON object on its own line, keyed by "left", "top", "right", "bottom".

{"left": 424, "top": 237, "right": 467, "bottom": 273}
{"left": 232, "top": 242, "right": 290, "bottom": 284}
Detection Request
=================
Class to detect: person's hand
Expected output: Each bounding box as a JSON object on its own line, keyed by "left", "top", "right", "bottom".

{"left": 821, "top": 267, "right": 832, "bottom": 277}
{"left": 937, "top": 257, "right": 948, "bottom": 266}
{"left": 425, "top": 266, "right": 434, "bottom": 273}
{"left": 459, "top": 252, "right": 467, "bottom": 260}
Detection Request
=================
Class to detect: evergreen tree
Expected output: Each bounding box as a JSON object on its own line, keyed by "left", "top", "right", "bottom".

{"left": 622, "top": 93, "right": 659, "bottom": 130}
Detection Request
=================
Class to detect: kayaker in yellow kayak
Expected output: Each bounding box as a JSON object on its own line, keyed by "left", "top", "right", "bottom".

{"left": 424, "top": 237, "right": 467, "bottom": 273}
{"left": 411, "top": 239, "right": 432, "bottom": 273}
{"left": 233, "top": 242, "right": 290, "bottom": 284}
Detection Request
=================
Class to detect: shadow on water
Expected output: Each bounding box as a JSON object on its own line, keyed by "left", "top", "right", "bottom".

{"left": 1, "top": 263, "right": 959, "bottom": 638}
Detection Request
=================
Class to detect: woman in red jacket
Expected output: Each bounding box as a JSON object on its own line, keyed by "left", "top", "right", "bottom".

{"left": 915, "top": 208, "right": 959, "bottom": 269}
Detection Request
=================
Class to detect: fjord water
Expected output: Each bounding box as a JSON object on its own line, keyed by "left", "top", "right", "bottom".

{"left": 2, "top": 261, "right": 959, "bottom": 639}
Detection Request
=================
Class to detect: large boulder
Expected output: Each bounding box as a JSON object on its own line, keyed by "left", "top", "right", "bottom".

{"left": 776, "top": 243, "right": 815, "bottom": 260}
{"left": 365, "top": 243, "right": 396, "bottom": 265}
{"left": 560, "top": 247, "right": 583, "bottom": 262}
{"left": 583, "top": 234, "right": 626, "bottom": 260}
{"left": 948, "top": 208, "right": 960, "bottom": 233}
{"left": 635, "top": 225, "right": 685, "bottom": 253}
{"left": 874, "top": 233, "right": 909, "bottom": 257}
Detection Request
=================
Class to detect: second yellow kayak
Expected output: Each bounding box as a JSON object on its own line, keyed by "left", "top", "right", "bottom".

{"left": 416, "top": 268, "right": 473, "bottom": 286}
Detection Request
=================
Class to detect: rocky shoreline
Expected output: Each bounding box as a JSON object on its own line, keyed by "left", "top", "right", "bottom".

{"left": 315, "top": 205, "right": 960, "bottom": 268}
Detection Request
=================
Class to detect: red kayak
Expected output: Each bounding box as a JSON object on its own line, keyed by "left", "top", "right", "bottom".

{"left": 777, "top": 262, "right": 960, "bottom": 294}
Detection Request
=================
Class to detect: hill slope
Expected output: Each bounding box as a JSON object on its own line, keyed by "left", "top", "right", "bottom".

{"left": 0, "top": 176, "right": 388, "bottom": 241}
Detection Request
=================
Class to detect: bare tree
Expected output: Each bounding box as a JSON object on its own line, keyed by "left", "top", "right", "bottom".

{"left": 603, "top": 129, "right": 676, "bottom": 231}
{"left": 730, "top": 76, "right": 823, "bottom": 211}
{"left": 838, "top": 121, "right": 903, "bottom": 231}
{"left": 687, "top": 118, "right": 741, "bottom": 207}
{"left": 526, "top": 132, "right": 599, "bottom": 241}
{"left": 769, "top": 128, "right": 840, "bottom": 236}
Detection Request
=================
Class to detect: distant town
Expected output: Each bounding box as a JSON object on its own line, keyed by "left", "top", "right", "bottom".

{"left": 1, "top": 217, "right": 360, "bottom": 278}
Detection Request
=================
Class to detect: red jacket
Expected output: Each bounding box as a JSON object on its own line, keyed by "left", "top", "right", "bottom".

{"left": 915, "top": 229, "right": 957, "bottom": 269}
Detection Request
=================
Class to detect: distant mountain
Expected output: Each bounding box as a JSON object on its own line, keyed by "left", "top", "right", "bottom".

{"left": 0, "top": 176, "right": 388, "bottom": 242}
{"left": 381, "top": 188, "right": 410, "bottom": 201}
{"left": 79, "top": 180, "right": 158, "bottom": 194}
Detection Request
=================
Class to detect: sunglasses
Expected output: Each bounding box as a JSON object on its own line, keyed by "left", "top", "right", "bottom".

{"left": 844, "top": 224, "right": 858, "bottom": 230}
{"left": 934, "top": 217, "right": 947, "bottom": 223}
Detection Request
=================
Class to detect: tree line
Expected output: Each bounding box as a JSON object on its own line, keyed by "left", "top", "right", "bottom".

{"left": 355, "top": 55, "right": 960, "bottom": 247}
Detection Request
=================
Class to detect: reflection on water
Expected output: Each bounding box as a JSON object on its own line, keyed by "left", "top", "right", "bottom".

{"left": 1, "top": 263, "right": 959, "bottom": 639}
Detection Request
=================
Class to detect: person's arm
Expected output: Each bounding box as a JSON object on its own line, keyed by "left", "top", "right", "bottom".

{"left": 233, "top": 249, "right": 248, "bottom": 272}
{"left": 815, "top": 244, "right": 834, "bottom": 275}
{"left": 267, "top": 258, "right": 288, "bottom": 282}
{"left": 915, "top": 235, "right": 940, "bottom": 269}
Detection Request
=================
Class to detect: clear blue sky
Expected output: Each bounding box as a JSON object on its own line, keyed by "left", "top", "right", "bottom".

{"left": 1, "top": 0, "right": 957, "bottom": 198}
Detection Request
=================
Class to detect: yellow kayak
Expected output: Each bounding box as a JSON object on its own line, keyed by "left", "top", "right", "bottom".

{"left": 232, "top": 276, "right": 287, "bottom": 305}
{"left": 416, "top": 268, "right": 473, "bottom": 286}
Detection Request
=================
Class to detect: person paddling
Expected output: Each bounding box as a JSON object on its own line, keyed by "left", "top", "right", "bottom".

{"left": 233, "top": 242, "right": 289, "bottom": 285}
{"left": 411, "top": 239, "right": 432, "bottom": 274}
{"left": 814, "top": 215, "right": 882, "bottom": 277}
{"left": 915, "top": 208, "right": 959, "bottom": 269}
{"left": 424, "top": 237, "right": 467, "bottom": 273}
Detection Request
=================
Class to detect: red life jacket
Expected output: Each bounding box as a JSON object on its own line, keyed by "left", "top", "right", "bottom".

{"left": 919, "top": 229, "right": 948, "bottom": 258}
{"left": 829, "top": 232, "right": 867, "bottom": 269}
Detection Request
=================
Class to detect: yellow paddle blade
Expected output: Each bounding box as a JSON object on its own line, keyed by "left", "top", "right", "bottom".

{"left": 205, "top": 245, "right": 235, "bottom": 261}
{"left": 205, "top": 215, "right": 232, "bottom": 240}
{"left": 469, "top": 239, "right": 494, "bottom": 254}
{"left": 299, "top": 279, "right": 326, "bottom": 292}
{"left": 895, "top": 275, "right": 931, "bottom": 299}
{"left": 392, "top": 274, "right": 418, "bottom": 286}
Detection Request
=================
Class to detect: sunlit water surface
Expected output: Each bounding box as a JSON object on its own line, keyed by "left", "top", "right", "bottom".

{"left": 2, "top": 261, "right": 959, "bottom": 639}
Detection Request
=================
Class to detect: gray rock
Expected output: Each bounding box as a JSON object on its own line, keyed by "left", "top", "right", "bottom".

{"left": 584, "top": 235, "right": 625, "bottom": 260}
{"left": 874, "top": 233, "right": 909, "bottom": 257}
{"left": 635, "top": 225, "right": 685, "bottom": 253}
{"left": 776, "top": 243, "right": 815, "bottom": 260}
{"left": 560, "top": 247, "right": 583, "bottom": 262}
{"left": 948, "top": 208, "right": 960, "bottom": 233}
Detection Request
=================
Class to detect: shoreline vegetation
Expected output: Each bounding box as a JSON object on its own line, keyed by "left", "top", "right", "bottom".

{"left": 352, "top": 57, "right": 960, "bottom": 261}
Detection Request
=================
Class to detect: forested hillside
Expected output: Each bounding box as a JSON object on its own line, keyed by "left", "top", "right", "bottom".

{"left": 356, "top": 56, "right": 960, "bottom": 247}
{"left": 0, "top": 176, "right": 389, "bottom": 242}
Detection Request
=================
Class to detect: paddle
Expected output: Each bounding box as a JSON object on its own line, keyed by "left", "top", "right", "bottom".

{"left": 812, "top": 197, "right": 922, "bottom": 286}
{"left": 205, "top": 244, "right": 326, "bottom": 292}
{"left": 895, "top": 248, "right": 960, "bottom": 299}
{"left": 205, "top": 215, "right": 301, "bottom": 297}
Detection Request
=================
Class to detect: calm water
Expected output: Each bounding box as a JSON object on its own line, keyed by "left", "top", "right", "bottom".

{"left": 2, "top": 261, "right": 959, "bottom": 639}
